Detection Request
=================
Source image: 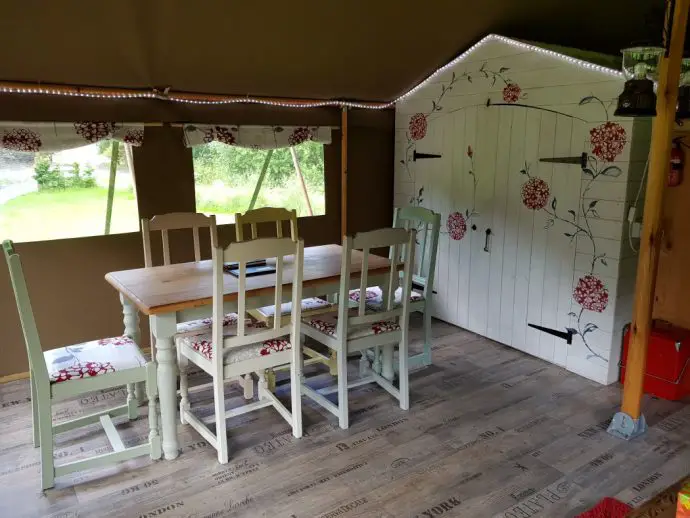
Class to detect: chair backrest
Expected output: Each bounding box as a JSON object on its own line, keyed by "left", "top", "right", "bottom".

{"left": 234, "top": 207, "right": 298, "bottom": 242}
{"left": 337, "top": 228, "right": 416, "bottom": 337}
{"left": 212, "top": 237, "right": 304, "bottom": 365}
{"left": 2, "top": 240, "right": 48, "bottom": 380}
{"left": 141, "top": 212, "right": 217, "bottom": 267}
{"left": 392, "top": 206, "right": 441, "bottom": 298}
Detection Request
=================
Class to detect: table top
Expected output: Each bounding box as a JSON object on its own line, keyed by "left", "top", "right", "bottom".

{"left": 105, "top": 244, "right": 391, "bottom": 315}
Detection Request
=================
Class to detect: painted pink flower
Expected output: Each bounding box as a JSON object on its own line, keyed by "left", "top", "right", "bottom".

{"left": 74, "top": 122, "right": 115, "bottom": 142}
{"left": 590, "top": 122, "right": 627, "bottom": 162}
{"left": 123, "top": 129, "right": 144, "bottom": 146}
{"left": 521, "top": 177, "right": 550, "bottom": 210}
{"left": 408, "top": 113, "right": 427, "bottom": 141}
{"left": 502, "top": 83, "right": 522, "bottom": 103}
{"left": 288, "top": 127, "right": 313, "bottom": 146}
{"left": 2, "top": 128, "right": 42, "bottom": 152}
{"left": 573, "top": 275, "right": 609, "bottom": 313}
{"left": 447, "top": 211, "right": 467, "bottom": 241}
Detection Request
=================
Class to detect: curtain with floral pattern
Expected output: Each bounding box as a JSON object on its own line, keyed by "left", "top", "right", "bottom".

{"left": 182, "top": 124, "right": 332, "bottom": 149}
{"left": 0, "top": 122, "right": 145, "bottom": 153}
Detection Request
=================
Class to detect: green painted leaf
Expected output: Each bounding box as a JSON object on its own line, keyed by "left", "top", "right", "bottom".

{"left": 600, "top": 166, "right": 622, "bottom": 177}
{"left": 579, "top": 96, "right": 596, "bottom": 105}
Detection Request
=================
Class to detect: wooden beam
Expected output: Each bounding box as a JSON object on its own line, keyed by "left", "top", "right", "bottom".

{"left": 341, "top": 107, "right": 348, "bottom": 237}
{"left": 248, "top": 149, "right": 273, "bottom": 211}
{"left": 290, "top": 146, "right": 313, "bottom": 216}
{"left": 620, "top": 0, "right": 689, "bottom": 420}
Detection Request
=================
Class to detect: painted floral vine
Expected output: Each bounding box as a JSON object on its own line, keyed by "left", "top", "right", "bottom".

{"left": 518, "top": 95, "right": 626, "bottom": 362}
{"left": 446, "top": 146, "right": 478, "bottom": 241}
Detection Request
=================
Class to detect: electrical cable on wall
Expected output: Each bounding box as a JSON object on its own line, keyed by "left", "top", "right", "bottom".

{"left": 627, "top": 152, "right": 650, "bottom": 253}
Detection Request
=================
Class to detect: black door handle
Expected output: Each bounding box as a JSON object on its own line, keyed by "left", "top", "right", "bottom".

{"left": 484, "top": 228, "right": 492, "bottom": 252}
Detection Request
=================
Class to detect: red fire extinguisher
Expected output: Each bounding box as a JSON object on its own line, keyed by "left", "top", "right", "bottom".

{"left": 669, "top": 143, "right": 684, "bottom": 187}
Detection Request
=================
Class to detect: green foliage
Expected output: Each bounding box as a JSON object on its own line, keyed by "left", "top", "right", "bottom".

{"left": 33, "top": 154, "right": 66, "bottom": 190}
{"left": 192, "top": 141, "right": 325, "bottom": 189}
{"left": 97, "top": 140, "right": 126, "bottom": 166}
{"left": 33, "top": 155, "right": 97, "bottom": 191}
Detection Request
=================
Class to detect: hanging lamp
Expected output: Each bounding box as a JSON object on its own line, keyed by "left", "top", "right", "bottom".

{"left": 675, "top": 58, "right": 690, "bottom": 119}
{"left": 614, "top": 47, "right": 664, "bottom": 117}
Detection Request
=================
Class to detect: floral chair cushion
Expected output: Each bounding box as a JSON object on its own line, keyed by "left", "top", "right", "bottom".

{"left": 254, "top": 297, "right": 334, "bottom": 319}
{"left": 302, "top": 311, "right": 400, "bottom": 340}
{"left": 45, "top": 335, "right": 146, "bottom": 384}
{"left": 175, "top": 322, "right": 290, "bottom": 363}
{"left": 175, "top": 313, "right": 246, "bottom": 335}
{"left": 348, "top": 286, "right": 423, "bottom": 310}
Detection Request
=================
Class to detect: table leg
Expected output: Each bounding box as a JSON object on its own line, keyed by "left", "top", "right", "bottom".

{"left": 381, "top": 345, "right": 395, "bottom": 381}
{"left": 120, "top": 294, "right": 146, "bottom": 402}
{"left": 151, "top": 313, "right": 179, "bottom": 460}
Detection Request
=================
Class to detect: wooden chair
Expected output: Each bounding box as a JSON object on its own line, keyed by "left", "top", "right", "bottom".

{"left": 235, "top": 207, "right": 337, "bottom": 383}
{"left": 141, "top": 212, "right": 253, "bottom": 399}
{"left": 3, "top": 240, "right": 161, "bottom": 490}
{"left": 301, "top": 228, "right": 415, "bottom": 429}
{"left": 175, "top": 237, "right": 304, "bottom": 463}
{"left": 349, "top": 206, "right": 441, "bottom": 369}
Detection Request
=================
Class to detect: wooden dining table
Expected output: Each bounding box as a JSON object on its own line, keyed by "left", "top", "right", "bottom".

{"left": 105, "top": 244, "right": 396, "bottom": 460}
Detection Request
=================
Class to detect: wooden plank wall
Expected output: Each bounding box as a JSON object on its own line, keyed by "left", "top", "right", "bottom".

{"left": 395, "top": 39, "right": 651, "bottom": 385}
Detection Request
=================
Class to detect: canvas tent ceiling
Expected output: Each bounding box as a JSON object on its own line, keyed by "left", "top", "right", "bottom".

{"left": 0, "top": 0, "right": 660, "bottom": 102}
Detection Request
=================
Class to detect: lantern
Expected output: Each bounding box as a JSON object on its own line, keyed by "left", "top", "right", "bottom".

{"left": 614, "top": 47, "right": 663, "bottom": 117}
{"left": 676, "top": 58, "right": 690, "bottom": 119}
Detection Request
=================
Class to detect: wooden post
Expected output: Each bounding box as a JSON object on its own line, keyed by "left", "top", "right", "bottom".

{"left": 609, "top": 0, "right": 690, "bottom": 440}
{"left": 289, "top": 146, "right": 313, "bottom": 216}
{"left": 104, "top": 140, "right": 120, "bottom": 235}
{"left": 341, "top": 107, "right": 348, "bottom": 237}
{"left": 248, "top": 149, "right": 273, "bottom": 211}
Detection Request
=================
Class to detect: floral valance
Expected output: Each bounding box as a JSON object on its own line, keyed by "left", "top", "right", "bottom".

{"left": 183, "top": 124, "right": 332, "bottom": 150}
{"left": 0, "top": 122, "right": 145, "bottom": 153}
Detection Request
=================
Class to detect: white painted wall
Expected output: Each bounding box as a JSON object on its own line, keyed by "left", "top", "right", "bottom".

{"left": 395, "top": 37, "right": 651, "bottom": 384}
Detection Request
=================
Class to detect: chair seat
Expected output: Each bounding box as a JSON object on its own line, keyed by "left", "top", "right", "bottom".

{"left": 348, "top": 286, "right": 424, "bottom": 310}
{"left": 176, "top": 322, "right": 291, "bottom": 363}
{"left": 175, "top": 313, "right": 244, "bottom": 335}
{"left": 253, "top": 297, "right": 334, "bottom": 320}
{"left": 45, "top": 336, "right": 147, "bottom": 384}
{"left": 303, "top": 311, "right": 400, "bottom": 340}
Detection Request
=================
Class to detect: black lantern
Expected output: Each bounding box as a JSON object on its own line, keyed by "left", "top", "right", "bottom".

{"left": 614, "top": 47, "right": 663, "bottom": 117}
{"left": 676, "top": 58, "right": 690, "bottom": 119}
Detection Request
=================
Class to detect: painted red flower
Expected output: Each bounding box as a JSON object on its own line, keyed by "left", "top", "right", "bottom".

{"left": 573, "top": 275, "right": 609, "bottom": 313}
{"left": 74, "top": 122, "right": 116, "bottom": 143}
{"left": 590, "top": 122, "right": 627, "bottom": 162}
{"left": 288, "top": 127, "right": 313, "bottom": 146}
{"left": 408, "top": 113, "right": 427, "bottom": 141}
{"left": 2, "top": 128, "right": 42, "bottom": 152}
{"left": 521, "top": 177, "right": 550, "bottom": 210}
{"left": 123, "top": 129, "right": 144, "bottom": 146}
{"left": 467, "top": 145, "right": 473, "bottom": 158}
{"left": 447, "top": 211, "right": 467, "bottom": 241}
{"left": 502, "top": 83, "right": 522, "bottom": 103}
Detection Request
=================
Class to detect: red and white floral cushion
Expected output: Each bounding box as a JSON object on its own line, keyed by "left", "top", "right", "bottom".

{"left": 303, "top": 312, "right": 400, "bottom": 340}
{"left": 45, "top": 335, "right": 146, "bottom": 384}
{"left": 175, "top": 313, "right": 246, "bottom": 335}
{"left": 253, "top": 297, "right": 334, "bottom": 320}
{"left": 348, "top": 286, "right": 424, "bottom": 310}
{"left": 175, "top": 324, "right": 291, "bottom": 364}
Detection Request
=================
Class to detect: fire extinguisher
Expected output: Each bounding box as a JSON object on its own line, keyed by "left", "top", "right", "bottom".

{"left": 669, "top": 142, "right": 684, "bottom": 187}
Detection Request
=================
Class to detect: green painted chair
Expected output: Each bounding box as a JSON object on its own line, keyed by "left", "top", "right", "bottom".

{"left": 349, "top": 206, "right": 441, "bottom": 369}
{"left": 3, "top": 240, "right": 161, "bottom": 490}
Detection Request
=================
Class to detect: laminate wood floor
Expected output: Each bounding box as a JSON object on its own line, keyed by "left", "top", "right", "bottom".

{"left": 1, "top": 316, "right": 688, "bottom": 518}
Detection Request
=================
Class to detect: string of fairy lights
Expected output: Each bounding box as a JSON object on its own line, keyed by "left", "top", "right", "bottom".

{"left": 0, "top": 35, "right": 624, "bottom": 110}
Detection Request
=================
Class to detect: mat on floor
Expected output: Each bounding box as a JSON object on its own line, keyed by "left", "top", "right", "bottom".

{"left": 575, "top": 497, "right": 631, "bottom": 518}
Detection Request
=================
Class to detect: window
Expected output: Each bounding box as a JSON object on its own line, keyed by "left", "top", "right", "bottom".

{"left": 192, "top": 140, "right": 326, "bottom": 224}
{"left": 0, "top": 141, "right": 139, "bottom": 242}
